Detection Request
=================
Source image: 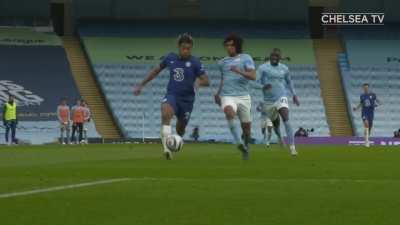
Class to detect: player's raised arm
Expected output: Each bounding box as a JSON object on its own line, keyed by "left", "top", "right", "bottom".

{"left": 133, "top": 65, "right": 164, "bottom": 96}
{"left": 284, "top": 70, "right": 299, "bottom": 106}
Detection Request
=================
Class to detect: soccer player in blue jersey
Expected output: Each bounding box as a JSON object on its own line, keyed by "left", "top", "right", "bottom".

{"left": 353, "top": 83, "right": 380, "bottom": 147}
{"left": 214, "top": 34, "right": 256, "bottom": 160}
{"left": 133, "top": 33, "right": 209, "bottom": 159}
{"left": 254, "top": 49, "right": 300, "bottom": 156}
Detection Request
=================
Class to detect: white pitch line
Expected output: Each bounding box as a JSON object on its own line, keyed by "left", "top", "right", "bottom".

{"left": 2, "top": 177, "right": 398, "bottom": 199}
{"left": 0, "top": 178, "right": 131, "bottom": 199}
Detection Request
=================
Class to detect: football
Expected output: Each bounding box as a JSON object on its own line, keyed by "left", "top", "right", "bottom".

{"left": 166, "top": 134, "right": 184, "bottom": 152}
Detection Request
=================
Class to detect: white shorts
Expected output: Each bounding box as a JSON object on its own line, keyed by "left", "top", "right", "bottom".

{"left": 221, "top": 95, "right": 252, "bottom": 123}
{"left": 260, "top": 116, "right": 273, "bottom": 128}
{"left": 261, "top": 97, "right": 289, "bottom": 121}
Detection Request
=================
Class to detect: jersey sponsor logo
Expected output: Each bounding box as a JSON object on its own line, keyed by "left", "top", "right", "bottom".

{"left": 185, "top": 62, "right": 191, "bottom": 67}
{"left": 173, "top": 68, "right": 185, "bottom": 82}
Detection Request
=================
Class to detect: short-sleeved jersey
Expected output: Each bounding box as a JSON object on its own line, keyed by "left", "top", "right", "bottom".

{"left": 160, "top": 53, "right": 205, "bottom": 101}
{"left": 218, "top": 53, "right": 255, "bottom": 96}
{"left": 57, "top": 105, "right": 70, "bottom": 123}
{"left": 360, "top": 92, "right": 377, "bottom": 114}
{"left": 255, "top": 62, "right": 296, "bottom": 104}
{"left": 71, "top": 105, "right": 85, "bottom": 123}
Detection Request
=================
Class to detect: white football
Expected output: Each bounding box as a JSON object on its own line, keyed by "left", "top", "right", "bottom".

{"left": 166, "top": 134, "right": 184, "bottom": 152}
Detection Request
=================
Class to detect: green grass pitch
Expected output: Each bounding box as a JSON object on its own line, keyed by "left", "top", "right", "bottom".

{"left": 0, "top": 143, "right": 399, "bottom": 225}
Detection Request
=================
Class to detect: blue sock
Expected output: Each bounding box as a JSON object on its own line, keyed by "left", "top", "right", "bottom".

{"left": 227, "top": 120, "right": 243, "bottom": 145}
{"left": 284, "top": 121, "right": 294, "bottom": 146}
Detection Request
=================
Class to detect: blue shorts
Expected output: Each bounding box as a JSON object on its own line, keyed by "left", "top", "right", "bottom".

{"left": 362, "top": 111, "right": 374, "bottom": 127}
{"left": 162, "top": 95, "right": 194, "bottom": 123}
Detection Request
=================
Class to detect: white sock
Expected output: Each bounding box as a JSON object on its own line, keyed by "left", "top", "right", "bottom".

{"left": 161, "top": 125, "right": 172, "bottom": 152}
{"left": 365, "top": 128, "right": 369, "bottom": 144}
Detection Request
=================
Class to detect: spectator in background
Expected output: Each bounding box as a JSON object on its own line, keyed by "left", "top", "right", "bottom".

{"left": 70, "top": 99, "right": 85, "bottom": 144}
{"left": 57, "top": 98, "right": 70, "bottom": 144}
{"left": 394, "top": 130, "right": 400, "bottom": 138}
{"left": 295, "top": 127, "right": 308, "bottom": 137}
{"left": 82, "top": 100, "right": 91, "bottom": 144}
{"left": 191, "top": 126, "right": 200, "bottom": 142}
{"left": 2, "top": 94, "right": 18, "bottom": 145}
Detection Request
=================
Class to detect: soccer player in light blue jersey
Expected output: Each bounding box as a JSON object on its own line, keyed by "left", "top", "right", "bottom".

{"left": 214, "top": 34, "right": 256, "bottom": 160}
{"left": 255, "top": 49, "right": 300, "bottom": 156}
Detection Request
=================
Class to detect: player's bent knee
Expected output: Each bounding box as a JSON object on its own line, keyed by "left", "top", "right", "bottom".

{"left": 223, "top": 106, "right": 235, "bottom": 120}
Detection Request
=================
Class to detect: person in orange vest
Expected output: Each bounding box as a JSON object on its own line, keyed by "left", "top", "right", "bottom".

{"left": 2, "top": 95, "right": 18, "bottom": 145}
{"left": 70, "top": 99, "right": 85, "bottom": 144}
{"left": 57, "top": 97, "right": 70, "bottom": 144}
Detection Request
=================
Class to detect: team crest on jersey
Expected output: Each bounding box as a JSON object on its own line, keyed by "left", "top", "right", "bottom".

{"left": 185, "top": 62, "right": 191, "bottom": 67}
{"left": 173, "top": 68, "right": 185, "bottom": 82}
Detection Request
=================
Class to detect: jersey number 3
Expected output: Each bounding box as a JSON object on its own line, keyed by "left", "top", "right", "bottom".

{"left": 173, "top": 68, "right": 185, "bottom": 82}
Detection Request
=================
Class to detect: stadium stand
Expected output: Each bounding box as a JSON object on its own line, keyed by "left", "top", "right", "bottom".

{"left": 79, "top": 27, "right": 330, "bottom": 141}
{"left": 338, "top": 39, "right": 400, "bottom": 137}
{"left": 78, "top": 21, "right": 310, "bottom": 39}
{"left": 0, "top": 28, "right": 100, "bottom": 144}
{"left": 313, "top": 39, "right": 353, "bottom": 136}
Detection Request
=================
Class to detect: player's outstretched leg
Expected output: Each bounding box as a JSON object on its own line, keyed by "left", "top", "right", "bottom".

{"left": 279, "top": 107, "right": 297, "bottom": 156}
{"left": 266, "top": 126, "right": 272, "bottom": 147}
{"left": 272, "top": 117, "right": 284, "bottom": 148}
{"left": 261, "top": 127, "right": 266, "bottom": 144}
{"left": 363, "top": 119, "right": 370, "bottom": 147}
{"left": 176, "top": 120, "right": 187, "bottom": 137}
{"left": 223, "top": 106, "right": 247, "bottom": 159}
{"left": 241, "top": 122, "right": 251, "bottom": 160}
{"left": 161, "top": 103, "right": 174, "bottom": 160}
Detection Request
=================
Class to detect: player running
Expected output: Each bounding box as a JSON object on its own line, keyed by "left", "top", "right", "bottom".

{"left": 353, "top": 83, "right": 380, "bottom": 147}
{"left": 214, "top": 34, "right": 256, "bottom": 160}
{"left": 57, "top": 98, "right": 70, "bottom": 144}
{"left": 254, "top": 49, "right": 300, "bottom": 156}
{"left": 133, "top": 33, "right": 209, "bottom": 160}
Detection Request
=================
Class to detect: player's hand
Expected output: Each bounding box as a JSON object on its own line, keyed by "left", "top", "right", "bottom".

{"left": 293, "top": 95, "right": 300, "bottom": 106}
{"left": 230, "top": 66, "right": 241, "bottom": 75}
{"left": 133, "top": 85, "right": 143, "bottom": 96}
{"left": 214, "top": 94, "right": 221, "bottom": 106}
